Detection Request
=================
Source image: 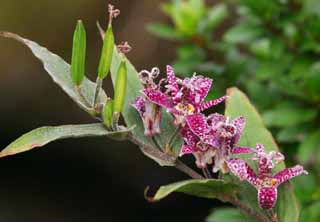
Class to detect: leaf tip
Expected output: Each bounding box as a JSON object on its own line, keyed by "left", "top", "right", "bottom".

{"left": 144, "top": 186, "right": 157, "bottom": 203}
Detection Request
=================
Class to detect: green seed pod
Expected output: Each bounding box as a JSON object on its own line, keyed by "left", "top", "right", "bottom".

{"left": 113, "top": 60, "right": 127, "bottom": 114}
{"left": 97, "top": 24, "right": 115, "bottom": 79}
{"left": 103, "top": 99, "right": 114, "bottom": 128}
{"left": 71, "top": 20, "right": 86, "bottom": 86}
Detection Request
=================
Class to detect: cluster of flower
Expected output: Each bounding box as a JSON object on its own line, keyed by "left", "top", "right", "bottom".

{"left": 132, "top": 65, "right": 307, "bottom": 210}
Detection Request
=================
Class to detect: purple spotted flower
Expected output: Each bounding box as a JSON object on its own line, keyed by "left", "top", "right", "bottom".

{"left": 227, "top": 144, "right": 308, "bottom": 210}
{"left": 143, "top": 65, "right": 226, "bottom": 125}
{"left": 180, "top": 113, "right": 250, "bottom": 172}
{"left": 131, "top": 68, "right": 163, "bottom": 136}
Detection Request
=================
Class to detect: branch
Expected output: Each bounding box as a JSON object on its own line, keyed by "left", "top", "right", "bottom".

{"left": 127, "top": 134, "right": 204, "bottom": 179}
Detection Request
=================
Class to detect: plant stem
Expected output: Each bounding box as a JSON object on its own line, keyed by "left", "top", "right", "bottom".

{"left": 175, "top": 160, "right": 204, "bottom": 179}
{"left": 75, "top": 85, "right": 92, "bottom": 108}
{"left": 223, "top": 195, "right": 271, "bottom": 222}
{"left": 151, "top": 136, "right": 163, "bottom": 151}
{"left": 165, "top": 125, "right": 181, "bottom": 153}
{"left": 93, "top": 77, "right": 103, "bottom": 108}
{"left": 127, "top": 134, "right": 204, "bottom": 179}
{"left": 202, "top": 167, "right": 212, "bottom": 178}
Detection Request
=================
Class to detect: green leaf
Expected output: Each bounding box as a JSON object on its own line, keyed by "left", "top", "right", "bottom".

{"left": 0, "top": 124, "right": 132, "bottom": 158}
{"left": 300, "top": 201, "right": 320, "bottom": 222}
{"left": 147, "top": 23, "right": 182, "bottom": 40}
{"left": 206, "top": 208, "right": 247, "bottom": 222}
{"left": 225, "top": 87, "right": 300, "bottom": 222}
{"left": 297, "top": 130, "right": 320, "bottom": 165}
{"left": 199, "top": 4, "right": 228, "bottom": 33}
{"left": 71, "top": 20, "right": 86, "bottom": 86}
{"left": 109, "top": 47, "right": 182, "bottom": 165}
{"left": 97, "top": 24, "right": 115, "bottom": 79}
{"left": 262, "top": 104, "right": 317, "bottom": 128}
{"left": 0, "top": 32, "right": 107, "bottom": 115}
{"left": 147, "top": 179, "right": 237, "bottom": 202}
{"left": 224, "top": 24, "right": 262, "bottom": 44}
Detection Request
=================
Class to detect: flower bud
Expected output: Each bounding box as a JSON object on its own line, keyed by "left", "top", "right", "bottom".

{"left": 97, "top": 24, "right": 115, "bottom": 79}
{"left": 113, "top": 60, "right": 127, "bottom": 113}
{"left": 71, "top": 20, "right": 86, "bottom": 86}
{"left": 103, "top": 99, "right": 113, "bottom": 128}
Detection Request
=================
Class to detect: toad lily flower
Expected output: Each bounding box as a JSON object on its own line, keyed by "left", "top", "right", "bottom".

{"left": 143, "top": 65, "right": 226, "bottom": 125}
{"left": 180, "top": 113, "right": 250, "bottom": 173}
{"left": 131, "top": 67, "right": 163, "bottom": 136}
{"left": 227, "top": 144, "right": 308, "bottom": 210}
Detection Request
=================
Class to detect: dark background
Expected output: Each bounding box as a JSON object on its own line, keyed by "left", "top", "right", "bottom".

{"left": 0, "top": 0, "right": 220, "bottom": 221}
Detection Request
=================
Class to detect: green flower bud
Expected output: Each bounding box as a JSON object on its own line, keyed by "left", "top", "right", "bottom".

{"left": 113, "top": 60, "right": 127, "bottom": 114}
{"left": 71, "top": 20, "right": 86, "bottom": 86}
{"left": 103, "top": 100, "right": 114, "bottom": 128}
{"left": 97, "top": 24, "right": 115, "bottom": 79}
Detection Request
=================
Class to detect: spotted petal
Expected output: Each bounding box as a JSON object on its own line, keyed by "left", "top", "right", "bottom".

{"left": 181, "top": 126, "right": 198, "bottom": 146}
{"left": 143, "top": 88, "right": 173, "bottom": 109}
{"left": 273, "top": 165, "right": 308, "bottom": 187}
{"left": 207, "top": 113, "right": 226, "bottom": 127}
{"left": 185, "top": 114, "right": 207, "bottom": 138}
{"left": 197, "top": 96, "right": 227, "bottom": 112}
{"left": 232, "top": 146, "right": 254, "bottom": 154}
{"left": 179, "top": 144, "right": 196, "bottom": 156}
{"left": 258, "top": 187, "right": 277, "bottom": 210}
{"left": 227, "top": 158, "right": 257, "bottom": 186}
{"left": 131, "top": 96, "right": 145, "bottom": 117}
{"left": 166, "top": 65, "right": 179, "bottom": 96}
{"left": 232, "top": 116, "right": 246, "bottom": 144}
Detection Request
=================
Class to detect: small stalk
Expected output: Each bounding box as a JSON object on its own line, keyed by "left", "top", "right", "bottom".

{"left": 112, "top": 112, "right": 120, "bottom": 131}
{"left": 75, "top": 85, "right": 91, "bottom": 108}
{"left": 202, "top": 167, "right": 212, "bottom": 178}
{"left": 165, "top": 125, "right": 181, "bottom": 153}
{"left": 93, "top": 77, "right": 103, "bottom": 109}
{"left": 151, "top": 136, "right": 163, "bottom": 151}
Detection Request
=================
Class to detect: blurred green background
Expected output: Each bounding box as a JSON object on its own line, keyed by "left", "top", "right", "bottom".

{"left": 0, "top": 0, "right": 319, "bottom": 221}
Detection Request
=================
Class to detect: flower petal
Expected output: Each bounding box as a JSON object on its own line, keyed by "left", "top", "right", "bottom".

{"left": 181, "top": 126, "right": 198, "bottom": 146}
{"left": 179, "top": 144, "right": 196, "bottom": 156}
{"left": 273, "top": 165, "right": 308, "bottom": 187}
{"left": 232, "top": 116, "right": 246, "bottom": 144}
{"left": 197, "top": 96, "right": 227, "bottom": 112}
{"left": 166, "top": 65, "right": 179, "bottom": 95}
{"left": 185, "top": 114, "right": 207, "bottom": 138}
{"left": 207, "top": 113, "right": 226, "bottom": 127}
{"left": 131, "top": 96, "right": 145, "bottom": 117}
{"left": 143, "top": 88, "right": 173, "bottom": 109}
{"left": 258, "top": 187, "right": 277, "bottom": 210}
{"left": 227, "top": 158, "right": 258, "bottom": 186}
{"left": 232, "top": 146, "right": 254, "bottom": 154}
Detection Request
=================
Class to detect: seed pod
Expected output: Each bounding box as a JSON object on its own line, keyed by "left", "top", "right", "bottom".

{"left": 97, "top": 24, "right": 115, "bottom": 79}
{"left": 71, "top": 20, "right": 86, "bottom": 86}
{"left": 113, "top": 60, "right": 127, "bottom": 113}
{"left": 103, "top": 100, "right": 114, "bottom": 128}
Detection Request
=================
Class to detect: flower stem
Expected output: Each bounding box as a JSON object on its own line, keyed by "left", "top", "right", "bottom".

{"left": 202, "top": 167, "right": 212, "bottom": 178}
{"left": 151, "top": 136, "right": 163, "bottom": 151}
{"left": 93, "top": 77, "right": 103, "bottom": 109}
{"left": 165, "top": 125, "right": 181, "bottom": 153}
